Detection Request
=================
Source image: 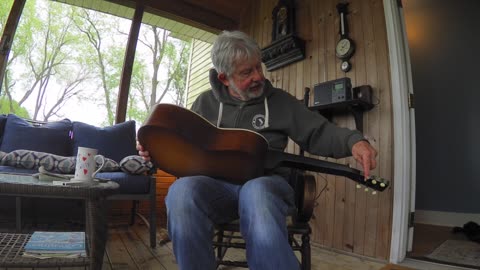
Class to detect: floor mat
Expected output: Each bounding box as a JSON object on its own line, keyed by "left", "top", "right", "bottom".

{"left": 426, "top": 239, "right": 480, "bottom": 267}
{"left": 380, "top": 263, "right": 416, "bottom": 270}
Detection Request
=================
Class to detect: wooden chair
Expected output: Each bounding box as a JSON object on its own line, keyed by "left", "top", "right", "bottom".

{"left": 213, "top": 169, "right": 316, "bottom": 270}
{"left": 137, "top": 89, "right": 388, "bottom": 266}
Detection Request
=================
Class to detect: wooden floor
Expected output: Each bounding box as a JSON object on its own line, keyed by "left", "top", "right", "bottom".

{"left": 104, "top": 220, "right": 388, "bottom": 270}
{"left": 0, "top": 216, "right": 388, "bottom": 270}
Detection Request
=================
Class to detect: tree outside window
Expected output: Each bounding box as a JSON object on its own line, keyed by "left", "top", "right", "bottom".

{"left": 0, "top": 0, "right": 192, "bottom": 127}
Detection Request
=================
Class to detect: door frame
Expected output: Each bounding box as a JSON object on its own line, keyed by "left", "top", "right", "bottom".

{"left": 383, "top": 0, "right": 416, "bottom": 263}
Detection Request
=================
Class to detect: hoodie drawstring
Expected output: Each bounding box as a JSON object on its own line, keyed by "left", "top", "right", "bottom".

{"left": 216, "top": 97, "right": 269, "bottom": 129}
{"left": 264, "top": 97, "right": 269, "bottom": 128}
{"left": 217, "top": 102, "right": 223, "bottom": 127}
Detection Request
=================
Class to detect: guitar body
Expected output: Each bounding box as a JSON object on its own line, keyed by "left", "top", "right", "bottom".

{"left": 138, "top": 104, "right": 269, "bottom": 184}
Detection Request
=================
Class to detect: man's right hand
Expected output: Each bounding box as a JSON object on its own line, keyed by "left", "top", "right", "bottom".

{"left": 136, "top": 143, "right": 151, "bottom": 162}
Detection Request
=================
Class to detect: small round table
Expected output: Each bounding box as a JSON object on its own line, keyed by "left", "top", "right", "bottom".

{"left": 0, "top": 173, "right": 119, "bottom": 270}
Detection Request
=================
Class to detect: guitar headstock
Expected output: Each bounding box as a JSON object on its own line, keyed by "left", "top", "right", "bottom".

{"left": 356, "top": 176, "right": 390, "bottom": 194}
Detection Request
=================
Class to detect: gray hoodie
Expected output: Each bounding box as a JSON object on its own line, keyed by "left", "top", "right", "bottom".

{"left": 191, "top": 69, "right": 365, "bottom": 159}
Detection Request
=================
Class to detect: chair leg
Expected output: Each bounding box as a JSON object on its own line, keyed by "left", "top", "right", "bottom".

{"left": 15, "top": 197, "right": 21, "bottom": 232}
{"left": 149, "top": 179, "right": 157, "bottom": 248}
{"left": 301, "top": 233, "right": 311, "bottom": 270}
{"left": 215, "top": 229, "right": 225, "bottom": 265}
{"left": 130, "top": 200, "right": 138, "bottom": 225}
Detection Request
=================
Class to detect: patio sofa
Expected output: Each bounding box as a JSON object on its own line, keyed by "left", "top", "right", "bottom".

{"left": 0, "top": 113, "right": 157, "bottom": 248}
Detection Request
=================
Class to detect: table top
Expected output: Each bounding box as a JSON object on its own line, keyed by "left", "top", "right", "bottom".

{"left": 0, "top": 173, "right": 119, "bottom": 199}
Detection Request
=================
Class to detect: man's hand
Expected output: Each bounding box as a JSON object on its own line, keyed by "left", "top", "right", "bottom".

{"left": 351, "top": 140, "right": 377, "bottom": 179}
{"left": 136, "top": 143, "right": 151, "bottom": 162}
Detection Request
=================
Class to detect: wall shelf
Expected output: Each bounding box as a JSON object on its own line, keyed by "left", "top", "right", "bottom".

{"left": 309, "top": 98, "right": 374, "bottom": 132}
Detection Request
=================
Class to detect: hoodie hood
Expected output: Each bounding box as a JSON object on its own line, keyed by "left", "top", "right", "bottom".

{"left": 208, "top": 69, "right": 274, "bottom": 105}
{"left": 209, "top": 69, "right": 273, "bottom": 128}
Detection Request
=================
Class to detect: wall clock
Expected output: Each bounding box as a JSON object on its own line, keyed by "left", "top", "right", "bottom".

{"left": 336, "top": 38, "right": 354, "bottom": 60}
{"left": 335, "top": 3, "right": 355, "bottom": 67}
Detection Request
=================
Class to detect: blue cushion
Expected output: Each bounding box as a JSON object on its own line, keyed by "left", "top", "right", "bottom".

{"left": 0, "top": 114, "right": 73, "bottom": 156}
{"left": 0, "top": 114, "right": 7, "bottom": 144}
{"left": 72, "top": 121, "right": 137, "bottom": 163}
{"left": 96, "top": 172, "right": 151, "bottom": 194}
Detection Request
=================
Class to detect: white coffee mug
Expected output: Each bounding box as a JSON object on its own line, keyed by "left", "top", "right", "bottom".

{"left": 74, "top": 147, "right": 105, "bottom": 182}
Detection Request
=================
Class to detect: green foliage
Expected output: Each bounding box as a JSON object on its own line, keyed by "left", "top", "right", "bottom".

{"left": 1, "top": 0, "right": 194, "bottom": 125}
{"left": 0, "top": 97, "right": 29, "bottom": 118}
{"left": 0, "top": 0, "right": 14, "bottom": 30}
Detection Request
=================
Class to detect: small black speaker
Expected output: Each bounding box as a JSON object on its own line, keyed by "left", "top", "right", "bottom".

{"left": 353, "top": 85, "right": 373, "bottom": 104}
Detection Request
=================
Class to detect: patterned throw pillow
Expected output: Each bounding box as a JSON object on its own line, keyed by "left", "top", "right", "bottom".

{"left": 1, "top": 149, "right": 75, "bottom": 174}
{"left": 119, "top": 155, "right": 153, "bottom": 175}
{"left": 95, "top": 155, "right": 120, "bottom": 172}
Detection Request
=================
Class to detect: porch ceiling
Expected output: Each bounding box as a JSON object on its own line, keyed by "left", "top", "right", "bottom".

{"left": 50, "top": 0, "right": 250, "bottom": 43}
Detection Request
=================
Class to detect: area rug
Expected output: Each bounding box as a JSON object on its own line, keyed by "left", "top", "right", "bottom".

{"left": 380, "top": 263, "right": 415, "bottom": 270}
{"left": 426, "top": 239, "right": 480, "bottom": 267}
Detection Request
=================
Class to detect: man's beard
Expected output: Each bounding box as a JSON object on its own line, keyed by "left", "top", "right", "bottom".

{"left": 229, "top": 80, "right": 265, "bottom": 101}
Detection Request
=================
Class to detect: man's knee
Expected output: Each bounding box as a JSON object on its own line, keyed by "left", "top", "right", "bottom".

{"left": 166, "top": 177, "right": 201, "bottom": 210}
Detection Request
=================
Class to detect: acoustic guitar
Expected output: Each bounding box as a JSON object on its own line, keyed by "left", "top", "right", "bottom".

{"left": 137, "top": 104, "right": 389, "bottom": 192}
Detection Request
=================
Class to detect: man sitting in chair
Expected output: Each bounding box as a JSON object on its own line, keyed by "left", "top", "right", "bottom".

{"left": 137, "top": 30, "right": 377, "bottom": 270}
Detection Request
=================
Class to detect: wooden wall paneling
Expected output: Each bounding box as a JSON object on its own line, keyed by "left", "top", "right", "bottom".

{"left": 253, "top": 0, "right": 263, "bottom": 46}
{"left": 309, "top": 0, "right": 326, "bottom": 246}
{"left": 332, "top": 0, "right": 350, "bottom": 252}
{"left": 342, "top": 0, "right": 366, "bottom": 254}
{"left": 298, "top": 0, "right": 312, "bottom": 108}
{"left": 352, "top": 0, "right": 380, "bottom": 256}
{"left": 321, "top": 0, "right": 339, "bottom": 248}
{"left": 245, "top": 0, "right": 254, "bottom": 44}
{"left": 334, "top": 0, "right": 358, "bottom": 254}
{"left": 253, "top": 0, "right": 264, "bottom": 48}
{"left": 238, "top": 0, "right": 392, "bottom": 261}
{"left": 263, "top": 1, "right": 276, "bottom": 89}
{"left": 262, "top": 0, "right": 274, "bottom": 49}
{"left": 359, "top": 0, "right": 380, "bottom": 258}
{"left": 371, "top": 0, "right": 392, "bottom": 260}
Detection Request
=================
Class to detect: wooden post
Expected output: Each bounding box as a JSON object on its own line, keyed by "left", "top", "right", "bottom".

{"left": 0, "top": 0, "right": 26, "bottom": 94}
{"left": 115, "top": 1, "right": 144, "bottom": 124}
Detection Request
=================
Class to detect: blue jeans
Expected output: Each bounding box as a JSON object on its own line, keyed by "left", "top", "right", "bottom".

{"left": 165, "top": 174, "right": 299, "bottom": 270}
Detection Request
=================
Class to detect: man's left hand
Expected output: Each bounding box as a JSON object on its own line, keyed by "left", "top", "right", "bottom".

{"left": 351, "top": 140, "right": 377, "bottom": 179}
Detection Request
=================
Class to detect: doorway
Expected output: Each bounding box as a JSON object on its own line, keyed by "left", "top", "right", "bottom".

{"left": 403, "top": 0, "right": 480, "bottom": 269}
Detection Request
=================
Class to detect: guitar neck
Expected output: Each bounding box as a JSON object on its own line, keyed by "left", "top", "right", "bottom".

{"left": 265, "top": 150, "right": 389, "bottom": 192}
{"left": 266, "top": 150, "right": 361, "bottom": 178}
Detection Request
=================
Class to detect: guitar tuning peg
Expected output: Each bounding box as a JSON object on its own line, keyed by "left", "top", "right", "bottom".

{"left": 372, "top": 191, "right": 377, "bottom": 195}
{"left": 364, "top": 188, "right": 369, "bottom": 192}
{"left": 356, "top": 184, "right": 361, "bottom": 189}
{"left": 371, "top": 179, "right": 377, "bottom": 185}
{"left": 380, "top": 183, "right": 386, "bottom": 188}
